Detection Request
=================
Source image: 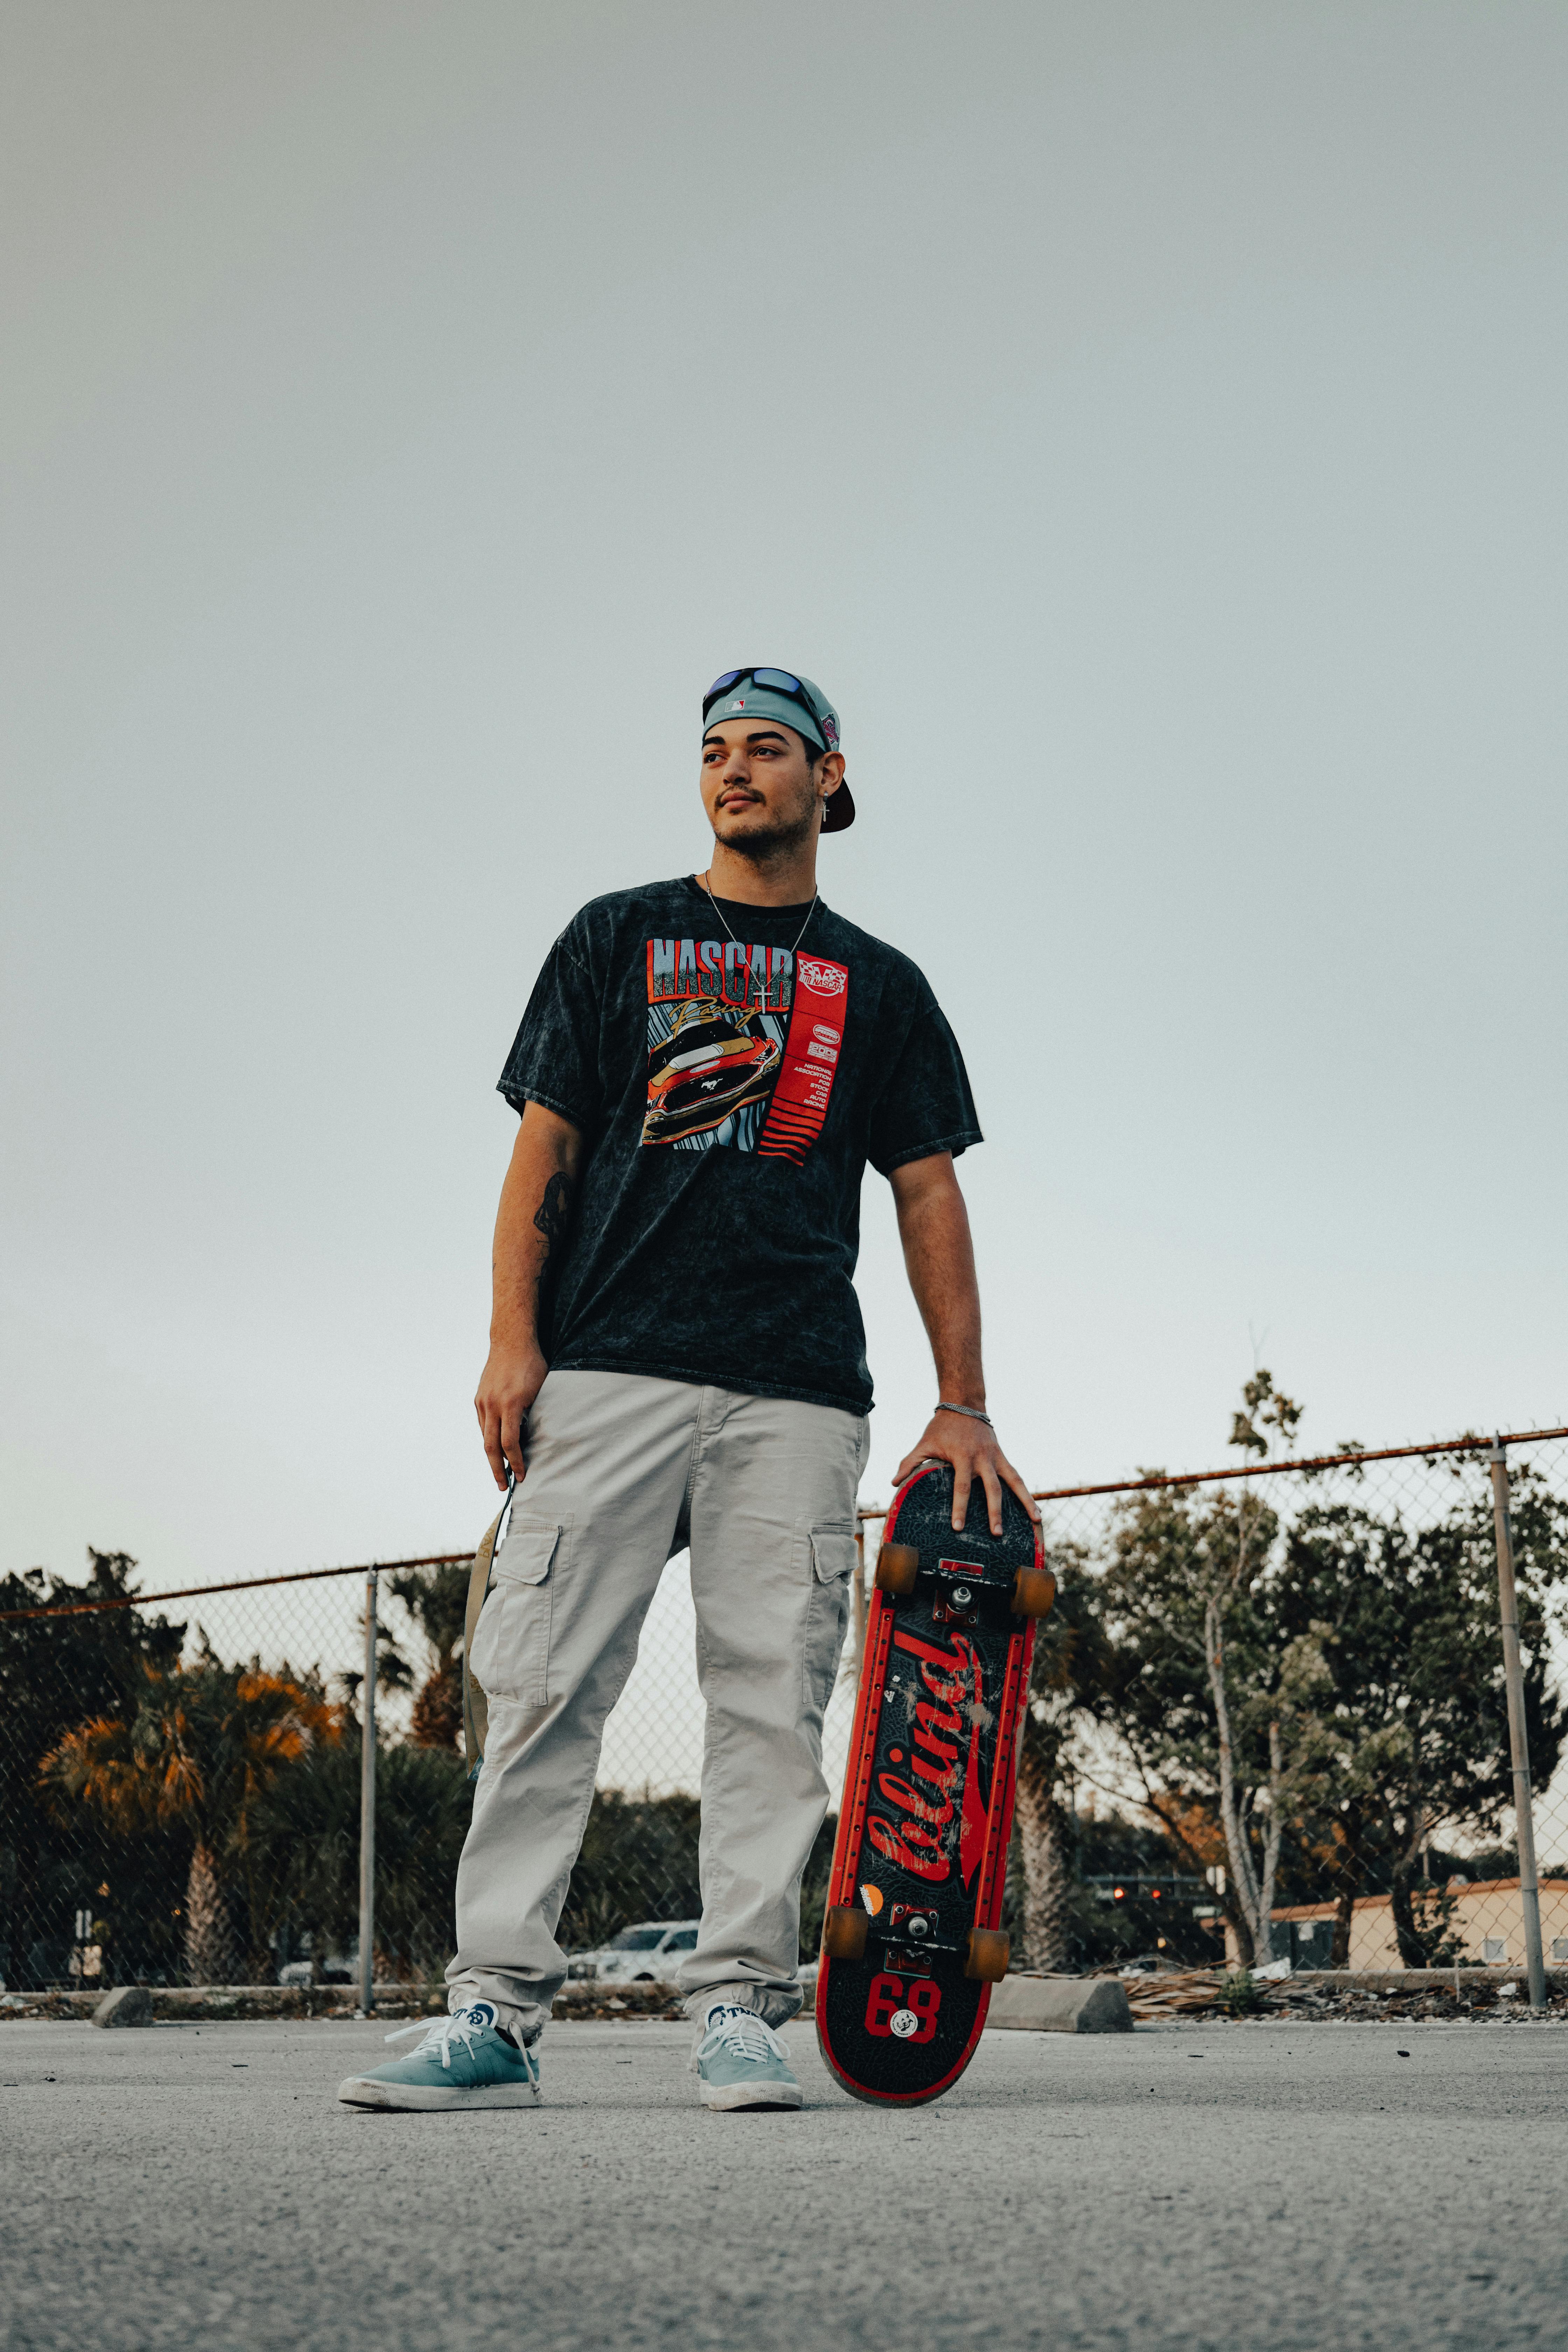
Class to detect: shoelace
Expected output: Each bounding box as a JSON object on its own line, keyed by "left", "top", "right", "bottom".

{"left": 383, "top": 2009, "right": 486, "bottom": 2070}
{"left": 694, "top": 2006, "right": 786, "bottom": 2070}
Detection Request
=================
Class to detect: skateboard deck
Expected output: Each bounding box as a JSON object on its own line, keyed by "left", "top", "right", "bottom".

{"left": 814, "top": 1464, "right": 1053, "bottom": 2106}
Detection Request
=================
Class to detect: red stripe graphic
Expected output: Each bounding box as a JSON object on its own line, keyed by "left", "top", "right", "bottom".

{"left": 757, "top": 956, "right": 848, "bottom": 1162}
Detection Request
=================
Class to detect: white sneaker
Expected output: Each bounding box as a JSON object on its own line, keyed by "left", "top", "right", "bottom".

{"left": 692, "top": 2004, "right": 803, "bottom": 2111}
{"left": 336, "top": 2002, "right": 542, "bottom": 2111}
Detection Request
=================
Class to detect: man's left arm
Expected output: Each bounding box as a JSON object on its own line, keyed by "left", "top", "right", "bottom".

{"left": 888, "top": 1152, "right": 1040, "bottom": 1536}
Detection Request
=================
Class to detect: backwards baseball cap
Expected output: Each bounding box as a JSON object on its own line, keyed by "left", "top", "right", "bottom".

{"left": 701, "top": 666, "right": 855, "bottom": 832}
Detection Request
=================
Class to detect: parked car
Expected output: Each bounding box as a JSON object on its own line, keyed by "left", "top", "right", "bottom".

{"left": 567, "top": 1920, "right": 700, "bottom": 1983}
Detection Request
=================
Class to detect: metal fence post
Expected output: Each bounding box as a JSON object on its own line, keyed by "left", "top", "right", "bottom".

{"left": 1487, "top": 1442, "right": 1546, "bottom": 2010}
{"left": 357, "top": 1566, "right": 377, "bottom": 2016}
{"left": 852, "top": 1528, "right": 868, "bottom": 1686}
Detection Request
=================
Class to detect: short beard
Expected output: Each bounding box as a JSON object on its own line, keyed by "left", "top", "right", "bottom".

{"left": 710, "top": 783, "right": 818, "bottom": 869}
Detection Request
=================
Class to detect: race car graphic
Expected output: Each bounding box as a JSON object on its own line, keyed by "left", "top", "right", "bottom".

{"left": 641, "top": 997, "right": 784, "bottom": 1148}
{"left": 641, "top": 936, "right": 849, "bottom": 1158}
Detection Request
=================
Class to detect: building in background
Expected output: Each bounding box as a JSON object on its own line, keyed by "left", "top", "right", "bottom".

{"left": 1225, "top": 1878, "right": 1568, "bottom": 1970}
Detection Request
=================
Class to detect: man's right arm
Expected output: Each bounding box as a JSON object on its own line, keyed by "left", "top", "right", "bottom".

{"left": 474, "top": 1101, "right": 585, "bottom": 1490}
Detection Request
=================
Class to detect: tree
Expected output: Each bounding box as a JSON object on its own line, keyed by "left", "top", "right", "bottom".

{"left": 42, "top": 1644, "right": 341, "bottom": 1982}
{"left": 1267, "top": 1462, "right": 1567, "bottom": 1965}
{"left": 557, "top": 1787, "right": 702, "bottom": 1951}
{"left": 1092, "top": 1373, "right": 1332, "bottom": 1967}
{"left": 368, "top": 1743, "right": 474, "bottom": 1974}
{"left": 1204, "top": 1372, "right": 1311, "bottom": 1963}
{"left": 1088, "top": 1381, "right": 1568, "bottom": 1969}
{"left": 384, "top": 1563, "right": 470, "bottom": 1750}
{"left": 1012, "top": 1712, "right": 1070, "bottom": 1969}
{"left": 1094, "top": 1477, "right": 1293, "bottom": 1965}
{"left": 1011, "top": 1552, "right": 1115, "bottom": 1969}
{"left": 0, "top": 1550, "right": 186, "bottom": 1987}
{"left": 243, "top": 1727, "right": 475, "bottom": 1981}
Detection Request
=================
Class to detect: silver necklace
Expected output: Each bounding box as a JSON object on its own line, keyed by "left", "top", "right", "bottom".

{"left": 700, "top": 873, "right": 818, "bottom": 1013}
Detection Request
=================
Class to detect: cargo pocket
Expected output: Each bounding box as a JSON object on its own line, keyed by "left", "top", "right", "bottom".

{"left": 803, "top": 1522, "right": 858, "bottom": 1715}
{"left": 466, "top": 1519, "right": 564, "bottom": 1708}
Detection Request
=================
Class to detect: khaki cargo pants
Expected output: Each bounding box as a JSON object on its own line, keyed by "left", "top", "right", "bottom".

{"left": 447, "top": 1369, "right": 870, "bottom": 2042}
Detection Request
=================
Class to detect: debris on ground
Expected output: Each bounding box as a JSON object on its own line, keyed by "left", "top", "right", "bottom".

{"left": 1110, "top": 1966, "right": 1568, "bottom": 2024}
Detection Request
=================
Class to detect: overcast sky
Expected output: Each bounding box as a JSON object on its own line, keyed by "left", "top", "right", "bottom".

{"left": 4, "top": 0, "right": 1566, "bottom": 1598}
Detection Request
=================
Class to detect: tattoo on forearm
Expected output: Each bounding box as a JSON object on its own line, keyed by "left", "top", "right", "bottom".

{"left": 533, "top": 1170, "right": 573, "bottom": 1266}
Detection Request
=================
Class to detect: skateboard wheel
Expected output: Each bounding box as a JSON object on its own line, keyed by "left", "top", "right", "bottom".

{"left": 822, "top": 1905, "right": 869, "bottom": 1961}
{"left": 964, "top": 1928, "right": 1011, "bottom": 1982}
{"left": 1010, "top": 1567, "right": 1057, "bottom": 1619}
{"left": 875, "top": 1544, "right": 920, "bottom": 1596}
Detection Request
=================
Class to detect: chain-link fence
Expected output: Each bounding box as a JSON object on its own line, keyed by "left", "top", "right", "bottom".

{"left": 0, "top": 1529, "right": 864, "bottom": 1998}
{"left": 4, "top": 1420, "right": 1564, "bottom": 2007}
{"left": 982, "top": 1422, "right": 1568, "bottom": 2008}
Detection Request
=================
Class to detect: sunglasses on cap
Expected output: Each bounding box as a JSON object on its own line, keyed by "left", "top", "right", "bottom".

{"left": 702, "top": 667, "right": 824, "bottom": 729}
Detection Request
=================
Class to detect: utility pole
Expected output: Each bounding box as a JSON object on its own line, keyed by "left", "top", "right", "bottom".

{"left": 1488, "top": 1444, "right": 1546, "bottom": 2010}
{"left": 357, "top": 1566, "right": 378, "bottom": 2016}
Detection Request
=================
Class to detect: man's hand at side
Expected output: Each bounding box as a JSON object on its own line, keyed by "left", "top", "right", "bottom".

{"left": 474, "top": 1102, "right": 584, "bottom": 1490}
{"left": 475, "top": 1334, "right": 551, "bottom": 1492}
{"left": 888, "top": 1152, "right": 1039, "bottom": 1538}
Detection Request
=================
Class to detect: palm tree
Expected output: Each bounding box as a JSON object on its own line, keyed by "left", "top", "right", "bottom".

{"left": 2, "top": 1547, "right": 193, "bottom": 1988}
{"left": 386, "top": 1563, "right": 470, "bottom": 1749}
{"left": 41, "top": 1643, "right": 340, "bottom": 1983}
{"left": 244, "top": 1726, "right": 474, "bottom": 1982}
{"left": 1013, "top": 1710, "right": 1071, "bottom": 1970}
{"left": 1013, "top": 1550, "right": 1113, "bottom": 1970}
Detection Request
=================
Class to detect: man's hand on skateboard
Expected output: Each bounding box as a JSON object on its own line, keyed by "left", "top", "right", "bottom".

{"left": 894, "top": 1410, "right": 1039, "bottom": 1536}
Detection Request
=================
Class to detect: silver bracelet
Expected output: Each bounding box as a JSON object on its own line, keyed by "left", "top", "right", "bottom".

{"left": 936, "top": 1401, "right": 993, "bottom": 1428}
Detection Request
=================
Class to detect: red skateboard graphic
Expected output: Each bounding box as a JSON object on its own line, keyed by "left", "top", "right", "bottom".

{"left": 815, "top": 1465, "right": 1054, "bottom": 2105}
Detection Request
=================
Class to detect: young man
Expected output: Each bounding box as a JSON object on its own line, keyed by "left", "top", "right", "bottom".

{"left": 338, "top": 667, "right": 1036, "bottom": 2114}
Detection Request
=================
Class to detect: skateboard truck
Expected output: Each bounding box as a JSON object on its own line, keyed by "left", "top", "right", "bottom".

{"left": 880, "top": 1903, "right": 960, "bottom": 1972}
{"left": 824, "top": 1898, "right": 964, "bottom": 1971}
{"left": 932, "top": 1560, "right": 985, "bottom": 1627}
{"left": 877, "top": 1541, "right": 1058, "bottom": 1625}
{"left": 880, "top": 1542, "right": 1001, "bottom": 1618}
{"left": 821, "top": 1904, "right": 1007, "bottom": 1979}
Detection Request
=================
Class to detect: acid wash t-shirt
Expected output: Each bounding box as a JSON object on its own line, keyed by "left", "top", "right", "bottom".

{"left": 497, "top": 876, "right": 981, "bottom": 1416}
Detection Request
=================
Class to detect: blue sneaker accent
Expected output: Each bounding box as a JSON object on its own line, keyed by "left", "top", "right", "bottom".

{"left": 337, "top": 2002, "right": 541, "bottom": 2111}
{"left": 693, "top": 2004, "right": 803, "bottom": 2111}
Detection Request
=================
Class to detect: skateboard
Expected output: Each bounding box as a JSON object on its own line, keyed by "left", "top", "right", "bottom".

{"left": 814, "top": 1464, "right": 1054, "bottom": 2105}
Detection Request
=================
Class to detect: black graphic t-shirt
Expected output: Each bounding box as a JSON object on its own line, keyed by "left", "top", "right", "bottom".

{"left": 497, "top": 877, "right": 981, "bottom": 1415}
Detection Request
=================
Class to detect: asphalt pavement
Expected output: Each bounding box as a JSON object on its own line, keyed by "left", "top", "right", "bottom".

{"left": 2, "top": 2014, "right": 1564, "bottom": 2351}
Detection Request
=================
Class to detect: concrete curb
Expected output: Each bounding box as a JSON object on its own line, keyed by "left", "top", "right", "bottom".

{"left": 91, "top": 1985, "right": 154, "bottom": 2028}
{"left": 987, "top": 1974, "right": 1135, "bottom": 2033}
{"left": 9, "top": 1963, "right": 1552, "bottom": 2029}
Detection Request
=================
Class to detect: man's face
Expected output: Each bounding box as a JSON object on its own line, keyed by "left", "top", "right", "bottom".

{"left": 700, "top": 720, "right": 833, "bottom": 851}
